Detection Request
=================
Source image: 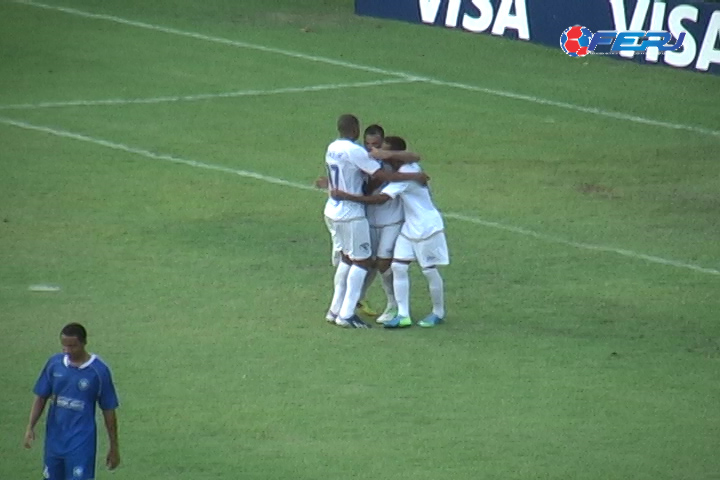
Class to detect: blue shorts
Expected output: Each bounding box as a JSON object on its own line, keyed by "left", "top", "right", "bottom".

{"left": 44, "top": 452, "right": 96, "bottom": 480}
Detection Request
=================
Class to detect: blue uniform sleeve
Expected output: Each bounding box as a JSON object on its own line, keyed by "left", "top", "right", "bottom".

{"left": 99, "top": 366, "right": 120, "bottom": 411}
{"left": 33, "top": 358, "right": 53, "bottom": 398}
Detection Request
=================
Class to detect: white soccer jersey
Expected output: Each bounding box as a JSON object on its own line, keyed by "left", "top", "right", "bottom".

{"left": 381, "top": 163, "right": 444, "bottom": 241}
{"left": 323, "top": 139, "right": 381, "bottom": 222}
{"left": 366, "top": 163, "right": 404, "bottom": 227}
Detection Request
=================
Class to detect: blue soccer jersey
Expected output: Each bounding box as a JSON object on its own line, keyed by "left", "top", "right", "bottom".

{"left": 33, "top": 353, "right": 119, "bottom": 458}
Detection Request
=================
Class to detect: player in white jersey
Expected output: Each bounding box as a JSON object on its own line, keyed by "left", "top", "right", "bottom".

{"left": 319, "top": 124, "right": 416, "bottom": 321}
{"left": 323, "top": 116, "right": 428, "bottom": 328}
{"left": 353, "top": 124, "right": 385, "bottom": 319}
{"left": 330, "top": 136, "right": 449, "bottom": 328}
{"left": 363, "top": 138, "right": 406, "bottom": 324}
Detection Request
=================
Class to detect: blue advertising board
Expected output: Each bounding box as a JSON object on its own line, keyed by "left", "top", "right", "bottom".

{"left": 355, "top": 0, "right": 720, "bottom": 74}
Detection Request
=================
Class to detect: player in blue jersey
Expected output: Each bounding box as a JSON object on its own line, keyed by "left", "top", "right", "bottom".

{"left": 24, "top": 323, "right": 120, "bottom": 479}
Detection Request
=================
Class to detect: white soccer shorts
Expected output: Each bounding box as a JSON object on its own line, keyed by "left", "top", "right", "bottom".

{"left": 393, "top": 231, "right": 450, "bottom": 268}
{"left": 370, "top": 223, "right": 402, "bottom": 259}
{"left": 330, "top": 217, "right": 372, "bottom": 261}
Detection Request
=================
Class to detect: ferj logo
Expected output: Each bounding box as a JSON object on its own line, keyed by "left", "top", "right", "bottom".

{"left": 560, "top": 25, "right": 594, "bottom": 57}
{"left": 560, "top": 25, "right": 685, "bottom": 57}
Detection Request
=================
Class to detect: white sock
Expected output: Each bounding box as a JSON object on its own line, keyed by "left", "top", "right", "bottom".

{"left": 422, "top": 267, "right": 445, "bottom": 318}
{"left": 380, "top": 268, "right": 396, "bottom": 309}
{"left": 391, "top": 262, "right": 410, "bottom": 318}
{"left": 359, "top": 267, "right": 377, "bottom": 302}
{"left": 328, "top": 262, "right": 351, "bottom": 316}
{"left": 338, "top": 265, "right": 368, "bottom": 319}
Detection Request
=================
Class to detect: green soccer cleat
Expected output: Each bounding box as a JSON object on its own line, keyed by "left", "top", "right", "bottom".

{"left": 383, "top": 315, "right": 413, "bottom": 328}
{"left": 418, "top": 313, "right": 444, "bottom": 328}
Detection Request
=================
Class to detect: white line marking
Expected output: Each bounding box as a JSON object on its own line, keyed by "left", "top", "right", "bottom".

{"left": 0, "top": 116, "right": 316, "bottom": 191}
{"left": 12, "top": 0, "right": 720, "bottom": 138}
{"left": 444, "top": 212, "right": 720, "bottom": 276}
{"left": 0, "top": 79, "right": 417, "bottom": 110}
{"left": 1, "top": 115, "right": 718, "bottom": 277}
{"left": 12, "top": 0, "right": 420, "bottom": 80}
{"left": 425, "top": 79, "right": 720, "bottom": 138}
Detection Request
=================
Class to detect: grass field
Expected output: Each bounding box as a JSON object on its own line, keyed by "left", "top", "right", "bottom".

{"left": 1, "top": 1, "right": 719, "bottom": 479}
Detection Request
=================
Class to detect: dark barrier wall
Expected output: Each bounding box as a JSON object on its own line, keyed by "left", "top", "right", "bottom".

{"left": 355, "top": 0, "right": 720, "bottom": 74}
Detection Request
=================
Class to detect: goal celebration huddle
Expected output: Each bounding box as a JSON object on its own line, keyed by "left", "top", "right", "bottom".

{"left": 320, "top": 114, "right": 450, "bottom": 329}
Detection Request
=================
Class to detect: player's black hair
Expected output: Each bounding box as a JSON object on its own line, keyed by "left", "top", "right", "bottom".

{"left": 337, "top": 114, "right": 360, "bottom": 137}
{"left": 61, "top": 323, "right": 87, "bottom": 344}
{"left": 363, "top": 124, "right": 385, "bottom": 138}
{"left": 383, "top": 135, "right": 407, "bottom": 151}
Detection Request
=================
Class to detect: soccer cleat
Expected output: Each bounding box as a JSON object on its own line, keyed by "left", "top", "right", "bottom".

{"left": 347, "top": 314, "right": 372, "bottom": 329}
{"left": 383, "top": 315, "right": 412, "bottom": 329}
{"left": 356, "top": 299, "right": 380, "bottom": 317}
{"left": 335, "top": 317, "right": 351, "bottom": 328}
{"left": 418, "top": 313, "right": 444, "bottom": 328}
{"left": 376, "top": 306, "right": 398, "bottom": 324}
{"left": 335, "top": 315, "right": 372, "bottom": 329}
{"left": 326, "top": 311, "right": 337, "bottom": 324}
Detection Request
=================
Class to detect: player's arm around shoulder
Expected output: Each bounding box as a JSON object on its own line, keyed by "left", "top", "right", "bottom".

{"left": 330, "top": 189, "right": 390, "bottom": 205}
{"left": 370, "top": 147, "right": 420, "bottom": 164}
{"left": 364, "top": 176, "right": 384, "bottom": 194}
{"left": 350, "top": 145, "right": 382, "bottom": 176}
{"left": 376, "top": 161, "right": 428, "bottom": 185}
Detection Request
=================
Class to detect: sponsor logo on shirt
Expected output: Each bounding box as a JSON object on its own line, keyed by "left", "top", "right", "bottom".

{"left": 56, "top": 396, "right": 86, "bottom": 411}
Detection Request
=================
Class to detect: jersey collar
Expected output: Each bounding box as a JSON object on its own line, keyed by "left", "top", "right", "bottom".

{"left": 63, "top": 353, "right": 97, "bottom": 369}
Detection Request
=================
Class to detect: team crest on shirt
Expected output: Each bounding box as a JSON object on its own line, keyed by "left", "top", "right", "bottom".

{"left": 78, "top": 378, "right": 90, "bottom": 391}
{"left": 73, "top": 466, "right": 84, "bottom": 477}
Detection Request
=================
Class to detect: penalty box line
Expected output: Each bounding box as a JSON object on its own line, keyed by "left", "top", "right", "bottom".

{"left": 1, "top": 114, "right": 718, "bottom": 277}
{"left": 11, "top": 0, "right": 720, "bottom": 138}
{"left": 0, "top": 78, "right": 418, "bottom": 110}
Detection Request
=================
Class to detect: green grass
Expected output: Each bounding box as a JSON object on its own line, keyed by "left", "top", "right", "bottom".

{"left": 1, "top": 1, "right": 719, "bottom": 479}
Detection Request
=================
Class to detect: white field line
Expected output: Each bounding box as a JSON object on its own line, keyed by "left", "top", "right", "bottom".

{"left": 0, "top": 79, "right": 417, "bottom": 110}
{"left": 12, "top": 0, "right": 421, "bottom": 80}
{"left": 13, "top": 0, "right": 720, "bottom": 139}
{"left": 425, "top": 79, "right": 720, "bottom": 138}
{"left": 1, "top": 115, "right": 718, "bottom": 277}
{"left": 0, "top": 116, "right": 316, "bottom": 191}
{"left": 444, "top": 213, "right": 720, "bottom": 276}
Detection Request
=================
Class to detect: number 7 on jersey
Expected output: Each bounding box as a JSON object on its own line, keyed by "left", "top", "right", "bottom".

{"left": 326, "top": 164, "right": 340, "bottom": 205}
